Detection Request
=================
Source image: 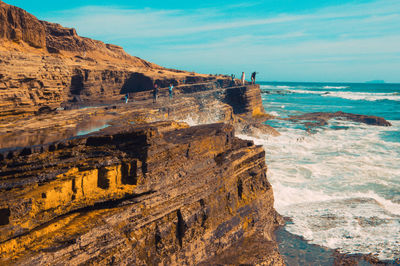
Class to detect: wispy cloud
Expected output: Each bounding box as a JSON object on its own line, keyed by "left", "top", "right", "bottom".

{"left": 45, "top": 0, "right": 400, "bottom": 82}
{"left": 49, "top": 0, "right": 400, "bottom": 38}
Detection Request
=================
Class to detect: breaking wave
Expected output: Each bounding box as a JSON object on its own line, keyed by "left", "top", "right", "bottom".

{"left": 237, "top": 120, "right": 400, "bottom": 260}
{"left": 289, "top": 89, "right": 400, "bottom": 101}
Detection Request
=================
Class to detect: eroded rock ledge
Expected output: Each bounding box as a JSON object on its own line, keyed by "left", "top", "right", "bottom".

{"left": 0, "top": 122, "right": 283, "bottom": 265}
{"left": 0, "top": 2, "right": 283, "bottom": 264}
{"left": 286, "top": 111, "right": 392, "bottom": 129}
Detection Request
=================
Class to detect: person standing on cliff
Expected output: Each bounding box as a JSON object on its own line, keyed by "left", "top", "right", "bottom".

{"left": 153, "top": 84, "right": 159, "bottom": 103}
{"left": 241, "top": 72, "right": 245, "bottom": 85}
{"left": 169, "top": 84, "right": 174, "bottom": 99}
{"left": 251, "top": 72, "right": 257, "bottom": 84}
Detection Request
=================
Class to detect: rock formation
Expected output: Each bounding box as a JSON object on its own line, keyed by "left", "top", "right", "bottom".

{"left": 0, "top": 2, "right": 46, "bottom": 48}
{"left": 286, "top": 111, "right": 392, "bottom": 129}
{"left": 0, "top": 1, "right": 198, "bottom": 116}
{"left": 0, "top": 1, "right": 283, "bottom": 265}
{"left": 0, "top": 122, "right": 283, "bottom": 265}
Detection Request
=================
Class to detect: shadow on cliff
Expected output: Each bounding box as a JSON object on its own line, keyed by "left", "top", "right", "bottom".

{"left": 224, "top": 87, "right": 247, "bottom": 114}
{"left": 68, "top": 71, "right": 155, "bottom": 102}
{"left": 120, "top": 73, "right": 154, "bottom": 94}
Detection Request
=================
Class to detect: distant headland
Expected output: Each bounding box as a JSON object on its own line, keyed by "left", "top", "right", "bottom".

{"left": 365, "top": 80, "right": 385, "bottom": 84}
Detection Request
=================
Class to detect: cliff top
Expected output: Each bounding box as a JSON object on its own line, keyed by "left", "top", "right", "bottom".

{"left": 0, "top": 1, "right": 207, "bottom": 80}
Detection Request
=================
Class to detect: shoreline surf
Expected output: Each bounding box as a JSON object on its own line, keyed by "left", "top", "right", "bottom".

{"left": 251, "top": 81, "right": 400, "bottom": 261}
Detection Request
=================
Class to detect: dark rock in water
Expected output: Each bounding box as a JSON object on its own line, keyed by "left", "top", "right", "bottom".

{"left": 238, "top": 122, "right": 280, "bottom": 137}
{"left": 333, "top": 252, "right": 384, "bottom": 266}
{"left": 275, "top": 225, "right": 395, "bottom": 266}
{"left": 234, "top": 112, "right": 279, "bottom": 137}
{"left": 287, "top": 111, "right": 392, "bottom": 127}
{"left": 261, "top": 90, "right": 291, "bottom": 95}
{"left": 199, "top": 233, "right": 284, "bottom": 265}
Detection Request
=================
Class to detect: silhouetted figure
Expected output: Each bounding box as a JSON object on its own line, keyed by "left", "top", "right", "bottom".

{"left": 169, "top": 84, "right": 174, "bottom": 99}
{"left": 251, "top": 72, "right": 257, "bottom": 84}
{"left": 230, "top": 74, "right": 235, "bottom": 86}
{"left": 125, "top": 94, "right": 129, "bottom": 104}
{"left": 153, "top": 84, "right": 159, "bottom": 103}
{"left": 241, "top": 72, "right": 245, "bottom": 85}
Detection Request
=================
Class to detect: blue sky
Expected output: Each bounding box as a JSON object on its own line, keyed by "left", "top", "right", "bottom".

{"left": 7, "top": 0, "right": 400, "bottom": 83}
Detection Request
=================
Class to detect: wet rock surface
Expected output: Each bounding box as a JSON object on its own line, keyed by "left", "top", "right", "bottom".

{"left": 0, "top": 122, "right": 282, "bottom": 265}
{"left": 199, "top": 233, "right": 285, "bottom": 265}
{"left": 286, "top": 111, "right": 392, "bottom": 130}
{"left": 0, "top": 81, "right": 268, "bottom": 151}
{"left": 275, "top": 226, "right": 398, "bottom": 266}
{"left": 0, "top": 2, "right": 393, "bottom": 264}
{"left": 0, "top": 2, "right": 282, "bottom": 265}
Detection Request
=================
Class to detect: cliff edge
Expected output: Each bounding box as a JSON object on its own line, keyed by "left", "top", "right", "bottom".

{"left": 0, "top": 122, "right": 283, "bottom": 265}
{"left": 0, "top": 1, "right": 210, "bottom": 117}
{"left": 0, "top": 2, "right": 282, "bottom": 265}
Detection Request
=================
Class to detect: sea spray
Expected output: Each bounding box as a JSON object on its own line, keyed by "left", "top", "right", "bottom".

{"left": 242, "top": 81, "right": 400, "bottom": 260}
{"left": 238, "top": 120, "right": 400, "bottom": 260}
{"left": 288, "top": 89, "right": 400, "bottom": 101}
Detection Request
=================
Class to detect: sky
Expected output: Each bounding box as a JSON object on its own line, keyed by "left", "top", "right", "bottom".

{"left": 6, "top": 0, "right": 400, "bottom": 83}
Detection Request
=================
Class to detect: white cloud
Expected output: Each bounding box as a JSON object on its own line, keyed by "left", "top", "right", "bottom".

{"left": 44, "top": 0, "right": 400, "bottom": 82}
{"left": 49, "top": 0, "right": 400, "bottom": 39}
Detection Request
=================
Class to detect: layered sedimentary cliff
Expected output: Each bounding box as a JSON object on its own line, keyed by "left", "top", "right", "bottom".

{"left": 0, "top": 1, "right": 198, "bottom": 116}
{"left": 0, "top": 122, "right": 282, "bottom": 265}
{"left": 0, "top": 2, "right": 283, "bottom": 264}
{"left": 0, "top": 1, "right": 267, "bottom": 119}
{"left": 0, "top": 1, "right": 46, "bottom": 48}
{"left": 286, "top": 111, "right": 392, "bottom": 127}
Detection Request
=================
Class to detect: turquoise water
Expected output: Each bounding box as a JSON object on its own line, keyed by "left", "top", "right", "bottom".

{"left": 240, "top": 82, "right": 400, "bottom": 261}
{"left": 261, "top": 82, "right": 400, "bottom": 120}
{"left": 76, "top": 124, "right": 110, "bottom": 136}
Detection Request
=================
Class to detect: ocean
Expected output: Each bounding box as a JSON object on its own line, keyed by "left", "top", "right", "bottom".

{"left": 240, "top": 82, "right": 400, "bottom": 261}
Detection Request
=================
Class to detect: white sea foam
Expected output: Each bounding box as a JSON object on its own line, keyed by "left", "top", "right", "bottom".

{"left": 268, "top": 111, "right": 280, "bottom": 116}
{"left": 260, "top": 85, "right": 276, "bottom": 89}
{"left": 237, "top": 119, "right": 400, "bottom": 260}
{"left": 323, "top": 86, "right": 349, "bottom": 89}
{"left": 276, "top": 85, "right": 294, "bottom": 89}
{"left": 288, "top": 89, "right": 323, "bottom": 94}
{"left": 283, "top": 198, "right": 400, "bottom": 259}
{"left": 179, "top": 101, "right": 228, "bottom": 126}
{"left": 289, "top": 89, "right": 400, "bottom": 101}
{"left": 325, "top": 91, "right": 400, "bottom": 101}
{"left": 260, "top": 85, "right": 297, "bottom": 92}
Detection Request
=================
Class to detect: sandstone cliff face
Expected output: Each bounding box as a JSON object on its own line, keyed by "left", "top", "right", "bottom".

{"left": 0, "top": 80, "right": 265, "bottom": 152}
{"left": 39, "top": 20, "right": 155, "bottom": 69}
{"left": 0, "top": 1, "right": 163, "bottom": 116}
{"left": 0, "top": 2, "right": 46, "bottom": 48}
{"left": 0, "top": 2, "right": 282, "bottom": 264}
{"left": 0, "top": 122, "right": 282, "bottom": 265}
{"left": 0, "top": 48, "right": 265, "bottom": 118}
{"left": 0, "top": 2, "right": 266, "bottom": 119}
{"left": 0, "top": 51, "right": 71, "bottom": 115}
